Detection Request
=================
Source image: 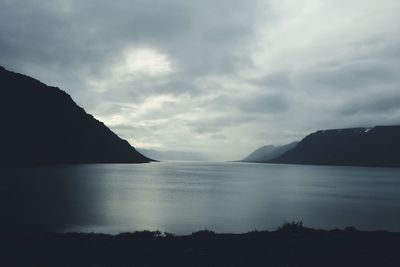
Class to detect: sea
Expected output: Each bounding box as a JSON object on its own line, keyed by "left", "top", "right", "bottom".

{"left": 1, "top": 161, "right": 400, "bottom": 234}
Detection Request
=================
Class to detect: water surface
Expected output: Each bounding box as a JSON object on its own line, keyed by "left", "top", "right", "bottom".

{"left": 1, "top": 162, "right": 400, "bottom": 234}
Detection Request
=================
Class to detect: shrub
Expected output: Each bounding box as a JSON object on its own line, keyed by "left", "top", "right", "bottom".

{"left": 276, "top": 221, "right": 304, "bottom": 232}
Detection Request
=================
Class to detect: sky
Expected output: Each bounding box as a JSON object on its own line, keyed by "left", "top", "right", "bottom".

{"left": 1, "top": 0, "right": 400, "bottom": 160}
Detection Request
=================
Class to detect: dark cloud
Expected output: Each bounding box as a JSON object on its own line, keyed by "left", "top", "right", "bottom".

{"left": 308, "top": 61, "right": 399, "bottom": 91}
{"left": 340, "top": 92, "right": 400, "bottom": 116}
{"left": 237, "top": 93, "right": 289, "bottom": 114}
{"left": 253, "top": 71, "right": 292, "bottom": 89}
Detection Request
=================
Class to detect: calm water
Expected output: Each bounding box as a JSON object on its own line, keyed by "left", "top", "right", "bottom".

{"left": 1, "top": 162, "right": 400, "bottom": 234}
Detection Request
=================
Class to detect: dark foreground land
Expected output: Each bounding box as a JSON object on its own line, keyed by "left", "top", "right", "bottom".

{"left": 1, "top": 223, "right": 400, "bottom": 267}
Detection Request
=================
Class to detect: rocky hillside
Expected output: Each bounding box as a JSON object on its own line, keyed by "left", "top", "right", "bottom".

{"left": 270, "top": 126, "right": 400, "bottom": 167}
{"left": 0, "top": 66, "right": 152, "bottom": 165}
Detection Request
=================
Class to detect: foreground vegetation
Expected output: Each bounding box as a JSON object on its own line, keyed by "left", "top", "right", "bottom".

{"left": 1, "top": 222, "right": 399, "bottom": 267}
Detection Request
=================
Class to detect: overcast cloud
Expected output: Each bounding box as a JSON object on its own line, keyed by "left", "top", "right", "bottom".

{"left": 1, "top": 0, "right": 400, "bottom": 160}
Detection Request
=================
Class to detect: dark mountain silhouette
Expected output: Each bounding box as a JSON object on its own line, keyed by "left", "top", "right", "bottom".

{"left": 241, "top": 145, "right": 276, "bottom": 162}
{"left": 270, "top": 126, "right": 400, "bottom": 167}
{"left": 0, "top": 66, "right": 152, "bottom": 165}
{"left": 241, "top": 142, "right": 298, "bottom": 162}
{"left": 137, "top": 148, "right": 206, "bottom": 161}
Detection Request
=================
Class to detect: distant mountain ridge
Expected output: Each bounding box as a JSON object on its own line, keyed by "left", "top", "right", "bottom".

{"left": 137, "top": 148, "right": 206, "bottom": 161}
{"left": 270, "top": 126, "right": 400, "bottom": 167}
{"left": 241, "top": 142, "right": 298, "bottom": 162}
{"left": 0, "top": 66, "right": 152, "bottom": 165}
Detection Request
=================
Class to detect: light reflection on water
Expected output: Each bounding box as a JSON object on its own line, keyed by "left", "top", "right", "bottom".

{"left": 1, "top": 162, "right": 400, "bottom": 234}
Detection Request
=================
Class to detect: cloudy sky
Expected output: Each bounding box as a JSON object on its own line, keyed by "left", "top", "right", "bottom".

{"left": 1, "top": 0, "right": 400, "bottom": 160}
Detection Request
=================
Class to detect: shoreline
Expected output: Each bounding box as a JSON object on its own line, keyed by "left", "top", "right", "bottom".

{"left": 2, "top": 223, "right": 400, "bottom": 266}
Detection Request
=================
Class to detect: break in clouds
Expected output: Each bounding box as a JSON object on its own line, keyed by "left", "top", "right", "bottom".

{"left": 1, "top": 0, "right": 400, "bottom": 160}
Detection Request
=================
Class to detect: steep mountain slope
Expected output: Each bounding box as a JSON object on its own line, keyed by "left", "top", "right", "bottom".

{"left": 0, "top": 66, "right": 152, "bottom": 164}
{"left": 241, "top": 142, "right": 298, "bottom": 162}
{"left": 270, "top": 126, "right": 400, "bottom": 167}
